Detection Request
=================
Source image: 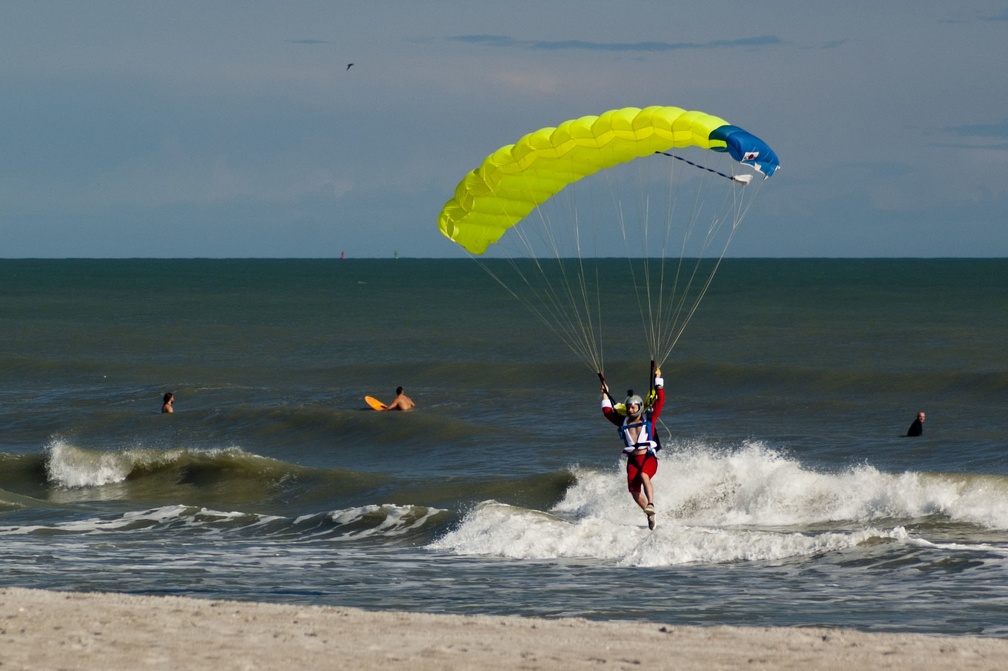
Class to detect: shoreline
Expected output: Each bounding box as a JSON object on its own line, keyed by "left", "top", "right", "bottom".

{"left": 2, "top": 588, "right": 1006, "bottom": 670}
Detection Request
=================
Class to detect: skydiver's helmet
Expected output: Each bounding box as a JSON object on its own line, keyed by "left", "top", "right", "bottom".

{"left": 624, "top": 394, "right": 644, "bottom": 420}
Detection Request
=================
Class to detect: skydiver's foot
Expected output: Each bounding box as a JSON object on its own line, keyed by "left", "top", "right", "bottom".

{"left": 644, "top": 502, "right": 656, "bottom": 530}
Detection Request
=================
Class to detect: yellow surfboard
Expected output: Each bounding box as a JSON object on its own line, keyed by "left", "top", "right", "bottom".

{"left": 364, "top": 395, "right": 387, "bottom": 411}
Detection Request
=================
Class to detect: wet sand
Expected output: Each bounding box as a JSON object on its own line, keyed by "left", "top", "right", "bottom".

{"left": 1, "top": 587, "right": 1006, "bottom": 670}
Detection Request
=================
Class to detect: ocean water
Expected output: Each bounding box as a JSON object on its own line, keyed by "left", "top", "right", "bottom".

{"left": 1, "top": 258, "right": 1007, "bottom": 635}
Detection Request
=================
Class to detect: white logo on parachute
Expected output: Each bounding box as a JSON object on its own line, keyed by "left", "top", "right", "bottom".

{"left": 743, "top": 151, "right": 760, "bottom": 161}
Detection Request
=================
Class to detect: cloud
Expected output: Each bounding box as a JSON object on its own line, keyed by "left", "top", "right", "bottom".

{"left": 929, "top": 142, "right": 1008, "bottom": 153}
{"left": 978, "top": 9, "right": 1008, "bottom": 22}
{"left": 942, "top": 8, "right": 1008, "bottom": 24}
{"left": 449, "top": 34, "right": 782, "bottom": 53}
{"left": 942, "top": 119, "right": 1008, "bottom": 139}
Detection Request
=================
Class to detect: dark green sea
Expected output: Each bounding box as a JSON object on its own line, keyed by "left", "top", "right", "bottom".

{"left": 1, "top": 258, "right": 1007, "bottom": 635}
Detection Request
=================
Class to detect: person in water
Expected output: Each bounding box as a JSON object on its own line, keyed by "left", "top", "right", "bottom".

{"left": 906, "top": 410, "right": 925, "bottom": 437}
{"left": 601, "top": 369, "right": 664, "bottom": 530}
{"left": 385, "top": 386, "right": 415, "bottom": 411}
{"left": 161, "top": 392, "right": 174, "bottom": 414}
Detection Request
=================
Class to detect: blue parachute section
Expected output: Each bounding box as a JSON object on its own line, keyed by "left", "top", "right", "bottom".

{"left": 710, "top": 125, "right": 780, "bottom": 177}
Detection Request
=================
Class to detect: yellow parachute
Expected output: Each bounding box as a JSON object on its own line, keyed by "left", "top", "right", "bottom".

{"left": 436, "top": 105, "right": 778, "bottom": 374}
{"left": 439, "top": 106, "right": 778, "bottom": 255}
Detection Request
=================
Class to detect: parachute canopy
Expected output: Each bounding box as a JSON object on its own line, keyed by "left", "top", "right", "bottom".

{"left": 436, "top": 105, "right": 779, "bottom": 373}
{"left": 438, "top": 106, "right": 779, "bottom": 255}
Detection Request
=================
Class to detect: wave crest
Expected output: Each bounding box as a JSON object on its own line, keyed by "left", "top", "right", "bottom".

{"left": 430, "top": 442, "right": 1008, "bottom": 566}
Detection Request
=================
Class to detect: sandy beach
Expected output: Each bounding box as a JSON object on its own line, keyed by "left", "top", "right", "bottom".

{"left": 0, "top": 588, "right": 1005, "bottom": 670}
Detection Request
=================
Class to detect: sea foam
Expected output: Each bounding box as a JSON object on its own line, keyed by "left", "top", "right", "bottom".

{"left": 430, "top": 441, "right": 1008, "bottom": 566}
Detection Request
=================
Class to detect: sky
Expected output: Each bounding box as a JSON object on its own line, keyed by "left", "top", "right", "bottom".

{"left": 2, "top": 1, "right": 1007, "bottom": 258}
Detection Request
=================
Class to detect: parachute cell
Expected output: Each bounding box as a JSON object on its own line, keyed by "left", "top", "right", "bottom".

{"left": 438, "top": 106, "right": 779, "bottom": 255}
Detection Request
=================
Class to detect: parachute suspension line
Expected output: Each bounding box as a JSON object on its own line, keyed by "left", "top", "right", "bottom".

{"left": 641, "top": 161, "right": 672, "bottom": 366}
{"left": 641, "top": 191, "right": 660, "bottom": 362}
{"left": 640, "top": 150, "right": 715, "bottom": 369}
{"left": 651, "top": 166, "right": 696, "bottom": 368}
{"left": 474, "top": 172, "right": 606, "bottom": 374}
{"left": 524, "top": 215, "right": 602, "bottom": 374}
{"left": 479, "top": 241, "right": 602, "bottom": 374}
{"left": 610, "top": 167, "right": 659, "bottom": 364}
{"left": 653, "top": 174, "right": 765, "bottom": 366}
{"left": 601, "top": 155, "right": 657, "bottom": 365}
{"left": 609, "top": 148, "right": 712, "bottom": 370}
{"left": 664, "top": 165, "right": 724, "bottom": 359}
{"left": 566, "top": 198, "right": 607, "bottom": 374}
{"left": 638, "top": 151, "right": 764, "bottom": 369}
{"left": 641, "top": 157, "right": 673, "bottom": 367}
{"left": 651, "top": 155, "right": 682, "bottom": 366}
{"left": 659, "top": 152, "right": 705, "bottom": 367}
{"left": 572, "top": 206, "right": 609, "bottom": 375}
{"left": 653, "top": 150, "right": 764, "bottom": 367}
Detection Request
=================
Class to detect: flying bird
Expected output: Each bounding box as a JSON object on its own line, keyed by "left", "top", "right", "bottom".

{"left": 346, "top": 63, "right": 354, "bottom": 70}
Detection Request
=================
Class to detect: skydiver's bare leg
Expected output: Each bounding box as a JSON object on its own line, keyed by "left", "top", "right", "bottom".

{"left": 640, "top": 472, "right": 654, "bottom": 509}
{"left": 640, "top": 472, "right": 656, "bottom": 530}
{"left": 634, "top": 489, "right": 649, "bottom": 510}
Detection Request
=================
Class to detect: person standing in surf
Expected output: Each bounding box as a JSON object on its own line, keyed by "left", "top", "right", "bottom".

{"left": 600, "top": 369, "right": 664, "bottom": 530}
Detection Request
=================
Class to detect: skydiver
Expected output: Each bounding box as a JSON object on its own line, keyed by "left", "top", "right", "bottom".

{"left": 600, "top": 369, "right": 665, "bottom": 530}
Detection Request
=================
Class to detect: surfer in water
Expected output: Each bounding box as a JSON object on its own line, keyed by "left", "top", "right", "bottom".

{"left": 601, "top": 369, "right": 664, "bottom": 530}
{"left": 906, "top": 410, "right": 925, "bottom": 437}
{"left": 385, "top": 387, "right": 415, "bottom": 411}
{"left": 161, "top": 392, "right": 174, "bottom": 414}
